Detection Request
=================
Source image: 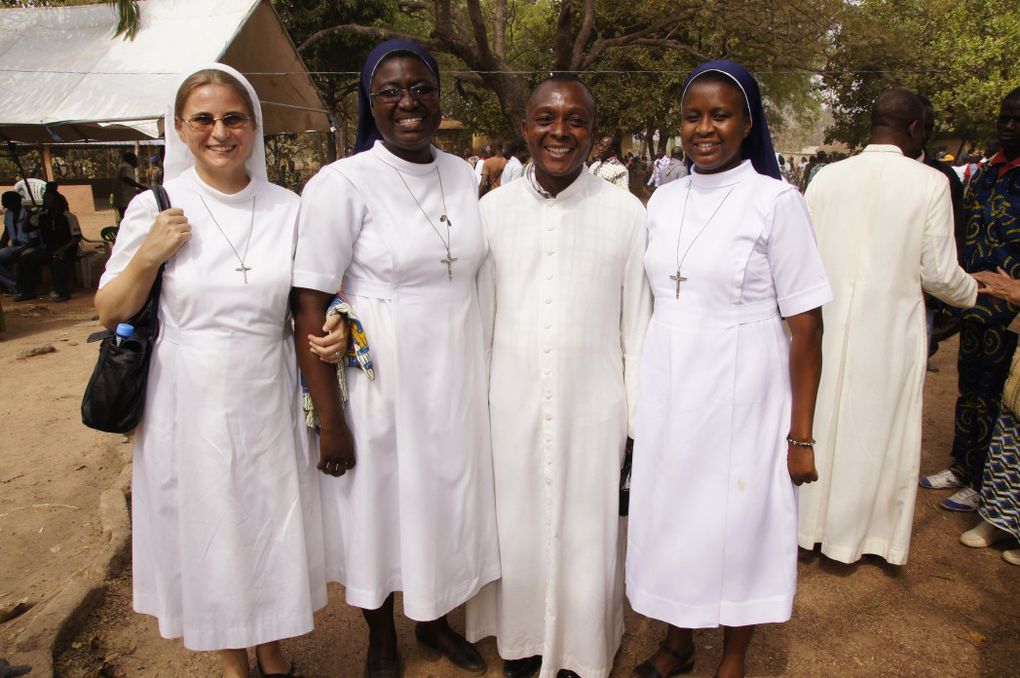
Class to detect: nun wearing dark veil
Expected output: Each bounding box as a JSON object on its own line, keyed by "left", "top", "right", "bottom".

{"left": 290, "top": 39, "right": 499, "bottom": 677}
{"left": 625, "top": 61, "right": 832, "bottom": 678}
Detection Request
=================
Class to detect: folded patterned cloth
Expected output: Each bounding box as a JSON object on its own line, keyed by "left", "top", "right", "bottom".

{"left": 302, "top": 295, "right": 375, "bottom": 430}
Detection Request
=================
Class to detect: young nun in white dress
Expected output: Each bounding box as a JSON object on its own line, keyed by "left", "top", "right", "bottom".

{"left": 95, "top": 64, "right": 325, "bottom": 677}
{"left": 626, "top": 61, "right": 832, "bottom": 678}
{"left": 292, "top": 40, "right": 499, "bottom": 677}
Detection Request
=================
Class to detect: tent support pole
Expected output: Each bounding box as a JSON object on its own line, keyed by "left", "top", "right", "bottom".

{"left": 40, "top": 144, "right": 54, "bottom": 181}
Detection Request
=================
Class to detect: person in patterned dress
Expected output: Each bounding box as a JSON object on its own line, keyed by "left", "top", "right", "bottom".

{"left": 925, "top": 87, "right": 1020, "bottom": 512}
{"left": 959, "top": 266, "right": 1020, "bottom": 565}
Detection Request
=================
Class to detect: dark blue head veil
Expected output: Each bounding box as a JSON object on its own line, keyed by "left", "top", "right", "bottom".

{"left": 354, "top": 39, "right": 441, "bottom": 154}
{"left": 682, "top": 60, "right": 781, "bottom": 180}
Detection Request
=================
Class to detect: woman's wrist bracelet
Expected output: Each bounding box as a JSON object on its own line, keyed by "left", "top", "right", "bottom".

{"left": 786, "top": 436, "right": 815, "bottom": 448}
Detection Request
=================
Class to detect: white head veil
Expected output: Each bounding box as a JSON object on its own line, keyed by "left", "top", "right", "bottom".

{"left": 163, "top": 62, "right": 268, "bottom": 183}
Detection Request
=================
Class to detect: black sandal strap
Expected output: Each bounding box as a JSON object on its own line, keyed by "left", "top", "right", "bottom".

{"left": 658, "top": 642, "right": 693, "bottom": 663}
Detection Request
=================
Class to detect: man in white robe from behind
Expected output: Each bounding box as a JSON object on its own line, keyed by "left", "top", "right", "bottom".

{"left": 798, "top": 88, "right": 979, "bottom": 564}
{"left": 467, "top": 76, "right": 652, "bottom": 678}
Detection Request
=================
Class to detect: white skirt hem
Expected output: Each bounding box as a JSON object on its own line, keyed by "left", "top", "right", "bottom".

{"left": 134, "top": 592, "right": 327, "bottom": 652}
{"left": 467, "top": 616, "right": 623, "bottom": 678}
{"left": 627, "top": 586, "right": 793, "bottom": 628}
{"left": 336, "top": 564, "right": 501, "bottom": 621}
{"left": 797, "top": 534, "right": 909, "bottom": 566}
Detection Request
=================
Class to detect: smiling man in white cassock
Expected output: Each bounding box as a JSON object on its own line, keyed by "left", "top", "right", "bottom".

{"left": 465, "top": 75, "right": 652, "bottom": 678}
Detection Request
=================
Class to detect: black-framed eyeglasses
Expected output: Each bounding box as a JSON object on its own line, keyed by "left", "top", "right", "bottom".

{"left": 370, "top": 84, "right": 438, "bottom": 105}
{"left": 181, "top": 113, "right": 252, "bottom": 131}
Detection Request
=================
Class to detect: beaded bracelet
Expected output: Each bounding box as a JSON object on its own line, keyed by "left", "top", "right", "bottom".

{"left": 786, "top": 436, "right": 816, "bottom": 448}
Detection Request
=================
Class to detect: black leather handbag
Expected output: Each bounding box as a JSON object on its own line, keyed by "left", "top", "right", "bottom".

{"left": 81, "top": 186, "right": 170, "bottom": 433}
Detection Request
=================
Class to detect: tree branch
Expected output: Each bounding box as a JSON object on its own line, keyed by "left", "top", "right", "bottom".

{"left": 574, "top": 10, "right": 702, "bottom": 70}
{"left": 299, "top": 24, "right": 444, "bottom": 53}
{"left": 611, "top": 38, "right": 712, "bottom": 65}
{"left": 397, "top": 0, "right": 431, "bottom": 17}
{"left": 553, "top": 0, "right": 575, "bottom": 70}
{"left": 454, "top": 76, "right": 487, "bottom": 102}
{"left": 433, "top": 0, "right": 487, "bottom": 69}
{"left": 493, "top": 0, "right": 508, "bottom": 60}
{"left": 465, "top": 0, "right": 495, "bottom": 66}
{"left": 569, "top": 0, "right": 597, "bottom": 70}
{"left": 453, "top": 71, "right": 488, "bottom": 88}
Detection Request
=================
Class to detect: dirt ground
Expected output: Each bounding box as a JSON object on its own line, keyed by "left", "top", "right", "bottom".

{"left": 0, "top": 277, "right": 1018, "bottom": 677}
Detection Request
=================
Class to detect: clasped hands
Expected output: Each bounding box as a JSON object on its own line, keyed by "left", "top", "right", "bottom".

{"left": 973, "top": 268, "right": 1020, "bottom": 305}
{"left": 308, "top": 307, "right": 349, "bottom": 363}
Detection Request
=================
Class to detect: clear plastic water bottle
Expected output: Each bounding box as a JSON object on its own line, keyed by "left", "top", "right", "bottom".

{"left": 114, "top": 323, "right": 134, "bottom": 347}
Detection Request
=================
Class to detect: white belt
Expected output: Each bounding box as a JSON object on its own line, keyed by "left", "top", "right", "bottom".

{"left": 159, "top": 322, "right": 291, "bottom": 346}
{"left": 342, "top": 275, "right": 473, "bottom": 304}
{"left": 652, "top": 297, "right": 780, "bottom": 327}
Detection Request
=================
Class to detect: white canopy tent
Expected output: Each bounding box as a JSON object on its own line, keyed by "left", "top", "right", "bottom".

{"left": 0, "top": 0, "right": 330, "bottom": 143}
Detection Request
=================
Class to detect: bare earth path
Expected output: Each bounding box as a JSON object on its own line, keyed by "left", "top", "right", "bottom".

{"left": 0, "top": 296, "right": 1017, "bottom": 677}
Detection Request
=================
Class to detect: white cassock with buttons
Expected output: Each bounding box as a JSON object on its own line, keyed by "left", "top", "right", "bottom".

{"left": 466, "top": 170, "right": 652, "bottom": 678}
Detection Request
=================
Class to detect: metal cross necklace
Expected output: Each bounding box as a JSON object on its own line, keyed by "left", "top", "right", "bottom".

{"left": 671, "top": 185, "right": 735, "bottom": 299}
{"left": 393, "top": 165, "right": 456, "bottom": 280}
{"left": 199, "top": 195, "right": 256, "bottom": 284}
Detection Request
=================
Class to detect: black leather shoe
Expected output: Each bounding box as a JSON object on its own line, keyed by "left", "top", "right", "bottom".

{"left": 633, "top": 642, "right": 695, "bottom": 677}
{"left": 504, "top": 655, "right": 542, "bottom": 678}
{"left": 365, "top": 651, "right": 402, "bottom": 678}
{"left": 415, "top": 622, "right": 487, "bottom": 675}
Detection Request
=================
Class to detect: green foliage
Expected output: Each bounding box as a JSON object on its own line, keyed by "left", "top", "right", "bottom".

{"left": 357, "top": 0, "right": 834, "bottom": 145}
{"left": 823, "top": 0, "right": 1020, "bottom": 148}
{"left": 111, "top": 0, "right": 139, "bottom": 40}
{"left": 271, "top": 0, "right": 393, "bottom": 152}
{"left": 424, "top": 1, "right": 557, "bottom": 137}
{"left": 0, "top": 0, "right": 140, "bottom": 37}
{"left": 923, "top": 0, "right": 1020, "bottom": 145}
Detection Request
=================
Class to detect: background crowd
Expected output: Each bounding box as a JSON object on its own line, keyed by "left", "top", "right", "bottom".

{"left": 1, "top": 29, "right": 1017, "bottom": 678}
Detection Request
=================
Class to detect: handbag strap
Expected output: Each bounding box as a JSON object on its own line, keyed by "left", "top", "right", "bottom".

{"left": 128, "top": 186, "right": 172, "bottom": 333}
{"left": 152, "top": 184, "right": 171, "bottom": 212}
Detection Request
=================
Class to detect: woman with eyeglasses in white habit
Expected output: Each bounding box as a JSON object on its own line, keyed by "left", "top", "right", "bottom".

{"left": 95, "top": 65, "right": 326, "bottom": 678}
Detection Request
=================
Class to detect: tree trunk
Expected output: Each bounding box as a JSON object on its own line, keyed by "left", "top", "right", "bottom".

{"left": 656, "top": 132, "right": 669, "bottom": 158}
{"left": 489, "top": 75, "right": 529, "bottom": 135}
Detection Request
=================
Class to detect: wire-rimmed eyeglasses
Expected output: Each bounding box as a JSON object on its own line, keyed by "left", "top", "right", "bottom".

{"left": 180, "top": 113, "right": 253, "bottom": 131}
{"left": 369, "top": 84, "right": 439, "bottom": 105}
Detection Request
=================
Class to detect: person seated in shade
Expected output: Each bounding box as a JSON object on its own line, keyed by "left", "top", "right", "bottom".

{"left": 17, "top": 184, "right": 81, "bottom": 302}
{"left": 0, "top": 191, "right": 36, "bottom": 298}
